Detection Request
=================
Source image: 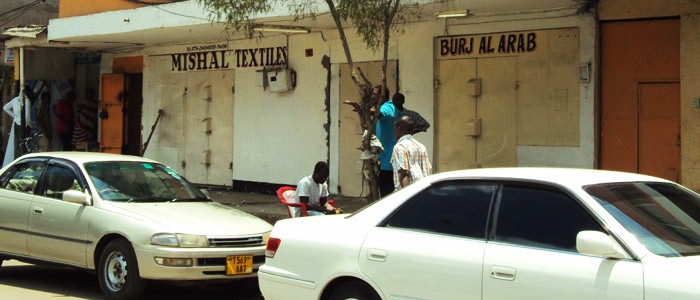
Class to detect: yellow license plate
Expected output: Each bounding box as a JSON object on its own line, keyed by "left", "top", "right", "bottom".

{"left": 226, "top": 255, "right": 253, "bottom": 275}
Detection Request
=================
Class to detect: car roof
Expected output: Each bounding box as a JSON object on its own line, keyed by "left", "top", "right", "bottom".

{"left": 19, "top": 152, "right": 158, "bottom": 165}
{"left": 425, "top": 167, "right": 670, "bottom": 188}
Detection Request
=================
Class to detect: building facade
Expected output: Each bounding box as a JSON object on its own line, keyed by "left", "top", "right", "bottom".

{"left": 42, "top": 0, "right": 700, "bottom": 195}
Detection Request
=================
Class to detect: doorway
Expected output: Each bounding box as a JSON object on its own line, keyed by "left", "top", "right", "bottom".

{"left": 99, "top": 73, "right": 142, "bottom": 156}
{"left": 435, "top": 57, "right": 517, "bottom": 172}
{"left": 600, "top": 19, "right": 680, "bottom": 182}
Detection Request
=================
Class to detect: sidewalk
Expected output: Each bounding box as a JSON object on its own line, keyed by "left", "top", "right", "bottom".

{"left": 205, "top": 189, "right": 370, "bottom": 224}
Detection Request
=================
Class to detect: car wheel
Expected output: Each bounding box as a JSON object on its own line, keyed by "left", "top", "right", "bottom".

{"left": 327, "top": 281, "right": 380, "bottom": 300}
{"left": 98, "top": 239, "right": 147, "bottom": 300}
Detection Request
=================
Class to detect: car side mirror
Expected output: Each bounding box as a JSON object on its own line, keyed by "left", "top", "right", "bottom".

{"left": 63, "top": 190, "right": 92, "bottom": 206}
{"left": 576, "top": 230, "right": 627, "bottom": 259}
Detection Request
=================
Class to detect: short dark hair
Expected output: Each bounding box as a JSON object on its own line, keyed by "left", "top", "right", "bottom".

{"left": 313, "top": 161, "right": 329, "bottom": 174}
{"left": 392, "top": 93, "right": 405, "bottom": 107}
{"left": 395, "top": 115, "right": 415, "bottom": 134}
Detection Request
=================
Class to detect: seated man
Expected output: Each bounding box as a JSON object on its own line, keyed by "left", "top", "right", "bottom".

{"left": 292, "top": 161, "right": 339, "bottom": 217}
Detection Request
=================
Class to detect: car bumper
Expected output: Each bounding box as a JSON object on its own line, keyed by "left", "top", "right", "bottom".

{"left": 133, "top": 243, "right": 266, "bottom": 280}
{"left": 258, "top": 266, "right": 318, "bottom": 299}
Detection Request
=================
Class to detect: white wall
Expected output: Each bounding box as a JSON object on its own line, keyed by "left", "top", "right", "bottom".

{"left": 231, "top": 33, "right": 330, "bottom": 184}
{"left": 101, "top": 7, "right": 597, "bottom": 191}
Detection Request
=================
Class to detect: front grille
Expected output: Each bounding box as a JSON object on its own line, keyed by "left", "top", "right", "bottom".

{"left": 198, "top": 255, "right": 265, "bottom": 267}
{"left": 208, "top": 235, "right": 263, "bottom": 247}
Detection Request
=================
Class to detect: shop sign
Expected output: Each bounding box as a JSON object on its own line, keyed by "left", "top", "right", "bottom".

{"left": 4, "top": 49, "right": 14, "bottom": 65}
{"left": 169, "top": 43, "right": 287, "bottom": 72}
{"left": 438, "top": 31, "right": 537, "bottom": 59}
{"left": 75, "top": 52, "right": 101, "bottom": 65}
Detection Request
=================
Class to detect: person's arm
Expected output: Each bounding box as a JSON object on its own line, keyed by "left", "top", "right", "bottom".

{"left": 391, "top": 144, "right": 411, "bottom": 189}
{"left": 3, "top": 98, "right": 16, "bottom": 120}
{"left": 397, "top": 169, "right": 411, "bottom": 188}
{"left": 299, "top": 196, "right": 328, "bottom": 212}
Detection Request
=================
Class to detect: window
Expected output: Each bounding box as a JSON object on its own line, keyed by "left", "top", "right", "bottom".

{"left": 1, "top": 161, "right": 45, "bottom": 194}
{"left": 494, "top": 185, "right": 603, "bottom": 252}
{"left": 385, "top": 182, "right": 497, "bottom": 239}
{"left": 585, "top": 182, "right": 700, "bottom": 257}
{"left": 85, "top": 161, "right": 206, "bottom": 202}
{"left": 42, "top": 165, "right": 82, "bottom": 200}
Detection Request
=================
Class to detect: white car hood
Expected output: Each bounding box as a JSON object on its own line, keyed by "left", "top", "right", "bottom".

{"left": 107, "top": 201, "right": 273, "bottom": 235}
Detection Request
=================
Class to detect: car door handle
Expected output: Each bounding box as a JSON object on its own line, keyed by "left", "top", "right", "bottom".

{"left": 33, "top": 207, "right": 43, "bottom": 214}
{"left": 490, "top": 266, "right": 516, "bottom": 281}
{"left": 367, "top": 248, "right": 387, "bottom": 262}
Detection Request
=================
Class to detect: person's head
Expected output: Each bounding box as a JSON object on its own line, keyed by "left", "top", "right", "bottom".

{"left": 392, "top": 93, "right": 405, "bottom": 110}
{"left": 40, "top": 92, "right": 51, "bottom": 103}
{"left": 371, "top": 85, "right": 390, "bottom": 103}
{"left": 86, "top": 88, "right": 96, "bottom": 101}
{"left": 312, "top": 161, "right": 329, "bottom": 184}
{"left": 65, "top": 91, "right": 76, "bottom": 102}
{"left": 394, "top": 115, "right": 415, "bottom": 139}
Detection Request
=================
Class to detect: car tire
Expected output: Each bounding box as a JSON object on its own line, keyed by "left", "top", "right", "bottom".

{"left": 327, "top": 281, "right": 380, "bottom": 300}
{"left": 98, "top": 239, "right": 147, "bottom": 300}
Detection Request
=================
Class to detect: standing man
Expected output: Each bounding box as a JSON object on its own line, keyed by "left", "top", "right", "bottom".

{"left": 373, "top": 86, "right": 400, "bottom": 197}
{"left": 54, "top": 91, "right": 76, "bottom": 151}
{"left": 292, "top": 161, "right": 339, "bottom": 217}
{"left": 36, "top": 92, "right": 53, "bottom": 152}
{"left": 391, "top": 115, "right": 431, "bottom": 191}
{"left": 2, "top": 90, "right": 31, "bottom": 166}
{"left": 71, "top": 88, "right": 98, "bottom": 149}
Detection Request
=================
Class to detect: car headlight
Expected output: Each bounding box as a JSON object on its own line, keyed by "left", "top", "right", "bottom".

{"left": 262, "top": 231, "right": 271, "bottom": 245}
{"left": 151, "top": 233, "right": 209, "bottom": 248}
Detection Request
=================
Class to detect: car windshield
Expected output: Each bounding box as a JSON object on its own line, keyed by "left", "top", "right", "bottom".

{"left": 584, "top": 182, "right": 700, "bottom": 257}
{"left": 85, "top": 161, "right": 208, "bottom": 203}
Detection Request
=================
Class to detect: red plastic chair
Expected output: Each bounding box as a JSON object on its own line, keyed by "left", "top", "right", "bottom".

{"left": 276, "top": 186, "right": 335, "bottom": 218}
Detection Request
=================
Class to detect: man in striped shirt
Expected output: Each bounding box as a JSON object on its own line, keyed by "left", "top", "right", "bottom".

{"left": 72, "top": 88, "right": 98, "bottom": 149}
{"left": 391, "top": 115, "right": 432, "bottom": 191}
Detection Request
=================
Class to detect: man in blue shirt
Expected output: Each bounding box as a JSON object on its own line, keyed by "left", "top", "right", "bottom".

{"left": 373, "top": 86, "right": 401, "bottom": 197}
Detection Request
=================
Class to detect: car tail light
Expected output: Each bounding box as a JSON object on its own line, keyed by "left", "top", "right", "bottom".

{"left": 266, "top": 238, "right": 281, "bottom": 258}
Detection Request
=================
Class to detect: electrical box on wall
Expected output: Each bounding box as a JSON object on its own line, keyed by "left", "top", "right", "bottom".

{"left": 268, "top": 68, "right": 296, "bottom": 93}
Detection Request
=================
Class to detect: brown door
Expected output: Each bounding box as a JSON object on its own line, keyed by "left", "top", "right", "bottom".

{"left": 600, "top": 19, "right": 680, "bottom": 181}
{"left": 100, "top": 73, "right": 124, "bottom": 154}
{"left": 639, "top": 83, "right": 680, "bottom": 181}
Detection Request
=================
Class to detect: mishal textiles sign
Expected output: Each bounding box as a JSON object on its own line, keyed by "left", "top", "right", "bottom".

{"left": 437, "top": 31, "right": 537, "bottom": 59}
{"left": 169, "top": 43, "right": 288, "bottom": 72}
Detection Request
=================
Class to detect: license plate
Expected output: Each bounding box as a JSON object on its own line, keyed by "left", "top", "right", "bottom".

{"left": 226, "top": 255, "right": 253, "bottom": 275}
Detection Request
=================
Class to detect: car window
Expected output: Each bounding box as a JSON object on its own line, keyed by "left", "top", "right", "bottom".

{"left": 85, "top": 161, "right": 207, "bottom": 202}
{"left": 384, "top": 181, "right": 497, "bottom": 239}
{"left": 494, "top": 185, "right": 603, "bottom": 252}
{"left": 0, "top": 162, "right": 45, "bottom": 194}
{"left": 41, "top": 165, "right": 82, "bottom": 200}
{"left": 585, "top": 182, "right": 700, "bottom": 257}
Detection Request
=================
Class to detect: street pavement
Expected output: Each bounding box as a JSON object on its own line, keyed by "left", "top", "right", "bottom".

{"left": 205, "top": 189, "right": 371, "bottom": 224}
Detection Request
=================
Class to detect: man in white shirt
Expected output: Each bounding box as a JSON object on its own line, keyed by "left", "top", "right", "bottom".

{"left": 3, "top": 91, "right": 32, "bottom": 166}
{"left": 292, "top": 161, "right": 338, "bottom": 217}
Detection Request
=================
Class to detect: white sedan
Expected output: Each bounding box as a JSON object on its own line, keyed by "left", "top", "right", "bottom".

{"left": 0, "top": 152, "right": 272, "bottom": 300}
{"left": 259, "top": 168, "right": 700, "bottom": 300}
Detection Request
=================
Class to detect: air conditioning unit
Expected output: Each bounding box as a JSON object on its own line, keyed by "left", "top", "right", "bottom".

{"left": 267, "top": 68, "right": 295, "bottom": 93}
